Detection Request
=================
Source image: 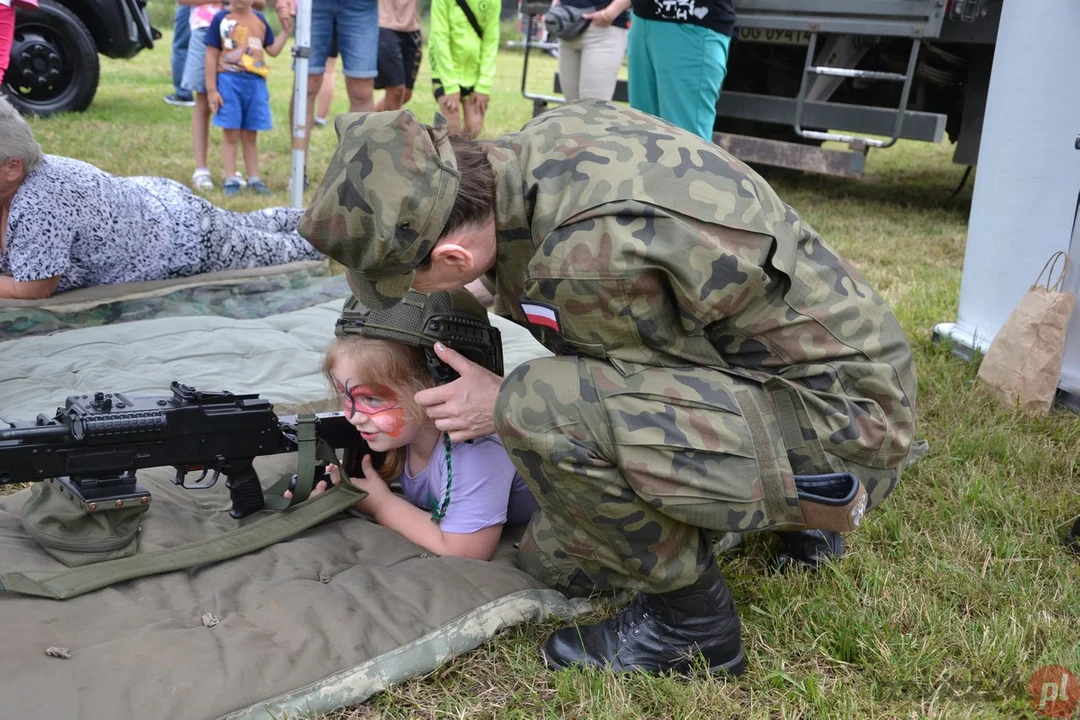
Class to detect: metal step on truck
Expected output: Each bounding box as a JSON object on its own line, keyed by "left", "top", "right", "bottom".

{"left": 520, "top": 0, "right": 1001, "bottom": 178}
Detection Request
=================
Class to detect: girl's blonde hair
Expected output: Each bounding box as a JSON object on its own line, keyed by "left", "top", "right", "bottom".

{"left": 324, "top": 336, "right": 438, "bottom": 479}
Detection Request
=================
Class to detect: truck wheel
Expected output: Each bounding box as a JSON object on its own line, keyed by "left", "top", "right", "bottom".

{"left": 2, "top": 0, "right": 99, "bottom": 116}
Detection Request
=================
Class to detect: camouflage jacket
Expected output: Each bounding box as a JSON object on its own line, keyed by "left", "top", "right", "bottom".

{"left": 484, "top": 100, "right": 916, "bottom": 470}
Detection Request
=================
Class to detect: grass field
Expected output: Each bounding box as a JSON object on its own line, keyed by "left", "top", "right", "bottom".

{"left": 14, "top": 28, "right": 1080, "bottom": 720}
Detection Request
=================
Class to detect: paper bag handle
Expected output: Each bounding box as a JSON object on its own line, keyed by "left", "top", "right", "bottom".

{"left": 1034, "top": 251, "right": 1071, "bottom": 292}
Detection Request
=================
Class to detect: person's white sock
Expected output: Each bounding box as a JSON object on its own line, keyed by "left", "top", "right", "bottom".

{"left": 247, "top": 175, "right": 260, "bottom": 184}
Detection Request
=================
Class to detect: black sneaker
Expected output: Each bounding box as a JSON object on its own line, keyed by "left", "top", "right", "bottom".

{"left": 164, "top": 93, "right": 196, "bottom": 108}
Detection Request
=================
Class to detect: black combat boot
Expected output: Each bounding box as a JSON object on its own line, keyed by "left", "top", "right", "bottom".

{"left": 774, "top": 528, "right": 845, "bottom": 570}
{"left": 542, "top": 559, "right": 746, "bottom": 676}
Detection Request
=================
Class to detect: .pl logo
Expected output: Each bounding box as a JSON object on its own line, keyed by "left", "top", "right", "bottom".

{"left": 1029, "top": 665, "right": 1080, "bottom": 718}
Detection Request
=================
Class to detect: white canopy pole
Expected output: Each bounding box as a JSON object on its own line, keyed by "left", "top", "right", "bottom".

{"left": 289, "top": 0, "right": 313, "bottom": 208}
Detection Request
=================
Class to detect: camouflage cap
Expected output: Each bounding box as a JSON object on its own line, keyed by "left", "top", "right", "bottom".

{"left": 336, "top": 289, "right": 504, "bottom": 379}
{"left": 299, "top": 110, "right": 460, "bottom": 309}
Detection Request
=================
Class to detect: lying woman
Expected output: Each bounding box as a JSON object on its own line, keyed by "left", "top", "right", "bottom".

{"left": 0, "top": 95, "right": 323, "bottom": 300}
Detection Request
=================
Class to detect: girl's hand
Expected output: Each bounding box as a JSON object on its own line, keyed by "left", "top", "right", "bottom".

{"left": 282, "top": 459, "right": 390, "bottom": 514}
{"left": 344, "top": 457, "right": 393, "bottom": 514}
{"left": 282, "top": 467, "right": 335, "bottom": 500}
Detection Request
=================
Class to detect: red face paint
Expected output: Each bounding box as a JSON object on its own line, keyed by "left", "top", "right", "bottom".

{"left": 333, "top": 378, "right": 409, "bottom": 437}
{"left": 371, "top": 407, "right": 407, "bottom": 437}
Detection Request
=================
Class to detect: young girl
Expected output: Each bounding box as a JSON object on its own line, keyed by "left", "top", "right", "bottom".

{"left": 179, "top": 0, "right": 227, "bottom": 191}
{"left": 303, "top": 332, "right": 538, "bottom": 561}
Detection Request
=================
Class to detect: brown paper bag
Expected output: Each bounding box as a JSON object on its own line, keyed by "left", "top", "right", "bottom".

{"left": 977, "top": 251, "right": 1076, "bottom": 415}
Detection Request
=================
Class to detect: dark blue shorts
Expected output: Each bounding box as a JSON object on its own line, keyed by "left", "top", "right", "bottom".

{"left": 375, "top": 28, "right": 423, "bottom": 90}
{"left": 213, "top": 72, "right": 273, "bottom": 132}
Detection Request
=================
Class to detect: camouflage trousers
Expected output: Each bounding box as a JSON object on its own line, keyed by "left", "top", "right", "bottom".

{"left": 495, "top": 356, "right": 902, "bottom": 595}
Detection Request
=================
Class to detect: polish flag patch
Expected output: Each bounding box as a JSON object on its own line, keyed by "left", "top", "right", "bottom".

{"left": 520, "top": 301, "right": 561, "bottom": 332}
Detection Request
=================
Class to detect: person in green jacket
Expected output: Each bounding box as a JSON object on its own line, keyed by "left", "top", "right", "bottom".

{"left": 429, "top": 0, "right": 500, "bottom": 138}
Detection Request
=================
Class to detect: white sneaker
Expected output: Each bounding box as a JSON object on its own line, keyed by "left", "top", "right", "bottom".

{"left": 231, "top": 172, "right": 248, "bottom": 189}
{"left": 192, "top": 169, "right": 214, "bottom": 191}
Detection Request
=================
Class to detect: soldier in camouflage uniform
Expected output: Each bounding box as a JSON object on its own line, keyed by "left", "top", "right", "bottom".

{"left": 299, "top": 100, "right": 917, "bottom": 677}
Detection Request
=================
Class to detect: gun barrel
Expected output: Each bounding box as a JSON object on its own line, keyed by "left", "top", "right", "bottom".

{"left": 0, "top": 424, "right": 73, "bottom": 442}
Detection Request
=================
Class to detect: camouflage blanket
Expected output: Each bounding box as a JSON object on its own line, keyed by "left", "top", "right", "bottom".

{"left": 0, "top": 264, "right": 349, "bottom": 341}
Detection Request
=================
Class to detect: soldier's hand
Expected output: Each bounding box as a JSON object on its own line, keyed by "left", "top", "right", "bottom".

{"left": 415, "top": 342, "right": 503, "bottom": 442}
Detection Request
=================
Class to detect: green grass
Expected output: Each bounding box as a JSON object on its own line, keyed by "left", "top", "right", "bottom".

{"left": 18, "top": 31, "right": 1080, "bottom": 720}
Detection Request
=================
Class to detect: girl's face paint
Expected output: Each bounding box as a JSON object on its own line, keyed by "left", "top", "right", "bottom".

{"left": 331, "top": 371, "right": 414, "bottom": 447}
{"left": 336, "top": 381, "right": 399, "bottom": 418}
{"left": 369, "top": 406, "right": 408, "bottom": 437}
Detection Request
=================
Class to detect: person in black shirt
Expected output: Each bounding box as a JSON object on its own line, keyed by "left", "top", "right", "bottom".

{"left": 597, "top": 0, "right": 734, "bottom": 140}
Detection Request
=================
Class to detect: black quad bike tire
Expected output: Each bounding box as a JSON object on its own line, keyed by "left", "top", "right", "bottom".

{"left": 3, "top": 0, "right": 99, "bottom": 116}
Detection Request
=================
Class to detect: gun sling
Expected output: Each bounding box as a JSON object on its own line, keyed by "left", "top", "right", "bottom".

{"left": 1, "top": 482, "right": 364, "bottom": 600}
{"left": 262, "top": 415, "right": 351, "bottom": 510}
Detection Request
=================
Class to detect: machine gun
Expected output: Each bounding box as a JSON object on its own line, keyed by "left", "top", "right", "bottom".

{"left": 0, "top": 382, "right": 363, "bottom": 519}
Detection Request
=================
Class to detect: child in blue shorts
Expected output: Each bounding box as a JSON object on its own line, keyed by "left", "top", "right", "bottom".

{"left": 204, "top": 0, "right": 290, "bottom": 196}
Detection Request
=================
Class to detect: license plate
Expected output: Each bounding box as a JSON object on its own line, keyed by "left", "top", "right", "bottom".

{"left": 735, "top": 27, "right": 812, "bottom": 46}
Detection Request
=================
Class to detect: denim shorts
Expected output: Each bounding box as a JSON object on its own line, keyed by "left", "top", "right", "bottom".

{"left": 180, "top": 27, "right": 209, "bottom": 94}
{"left": 307, "top": 0, "right": 379, "bottom": 78}
{"left": 212, "top": 72, "right": 273, "bottom": 132}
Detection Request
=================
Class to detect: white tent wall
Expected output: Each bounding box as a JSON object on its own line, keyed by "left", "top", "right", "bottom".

{"left": 932, "top": 0, "right": 1080, "bottom": 402}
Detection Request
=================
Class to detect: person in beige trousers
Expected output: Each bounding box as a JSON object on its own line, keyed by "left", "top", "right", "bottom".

{"left": 554, "top": 0, "right": 629, "bottom": 101}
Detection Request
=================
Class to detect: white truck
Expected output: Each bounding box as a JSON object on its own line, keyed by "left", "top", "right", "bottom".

{"left": 522, "top": 0, "right": 1002, "bottom": 177}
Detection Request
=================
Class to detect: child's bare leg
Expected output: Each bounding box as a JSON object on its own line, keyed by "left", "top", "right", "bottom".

{"left": 379, "top": 85, "right": 407, "bottom": 111}
{"left": 193, "top": 93, "right": 211, "bottom": 170}
{"left": 440, "top": 105, "right": 463, "bottom": 136}
{"left": 240, "top": 130, "right": 260, "bottom": 179}
{"left": 222, "top": 129, "right": 241, "bottom": 179}
{"left": 316, "top": 55, "right": 336, "bottom": 120}
{"left": 464, "top": 97, "right": 486, "bottom": 140}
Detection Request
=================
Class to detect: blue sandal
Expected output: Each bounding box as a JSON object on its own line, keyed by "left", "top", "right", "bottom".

{"left": 248, "top": 179, "right": 272, "bottom": 195}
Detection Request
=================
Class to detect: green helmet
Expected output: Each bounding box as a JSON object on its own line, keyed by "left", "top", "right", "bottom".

{"left": 335, "top": 289, "right": 503, "bottom": 383}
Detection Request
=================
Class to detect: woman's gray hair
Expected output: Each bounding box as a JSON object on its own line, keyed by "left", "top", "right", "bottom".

{"left": 0, "top": 94, "right": 44, "bottom": 175}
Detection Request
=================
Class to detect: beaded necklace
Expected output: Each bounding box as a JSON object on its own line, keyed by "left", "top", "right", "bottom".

{"left": 429, "top": 433, "right": 454, "bottom": 523}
